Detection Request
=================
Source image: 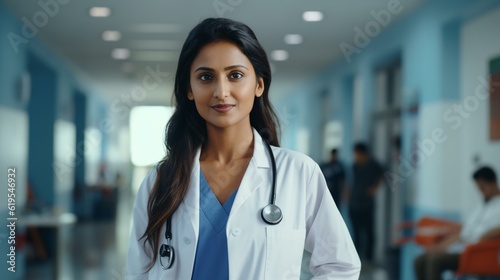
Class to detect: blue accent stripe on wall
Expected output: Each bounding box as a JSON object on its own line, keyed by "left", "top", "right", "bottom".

{"left": 441, "top": 20, "right": 462, "bottom": 101}
{"left": 27, "top": 53, "right": 57, "bottom": 207}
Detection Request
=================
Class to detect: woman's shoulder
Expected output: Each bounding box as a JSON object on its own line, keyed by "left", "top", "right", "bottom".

{"left": 270, "top": 145, "right": 319, "bottom": 172}
{"left": 136, "top": 164, "right": 160, "bottom": 196}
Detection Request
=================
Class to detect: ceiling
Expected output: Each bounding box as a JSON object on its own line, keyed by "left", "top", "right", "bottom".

{"left": 2, "top": 0, "right": 424, "bottom": 105}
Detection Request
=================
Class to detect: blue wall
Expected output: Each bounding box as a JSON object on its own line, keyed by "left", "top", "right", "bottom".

{"left": 273, "top": 1, "right": 500, "bottom": 279}
{"left": 277, "top": 0, "right": 500, "bottom": 149}
{"left": 0, "top": 3, "right": 109, "bottom": 278}
{"left": 0, "top": 7, "right": 28, "bottom": 111}
{"left": 27, "top": 53, "right": 58, "bottom": 207}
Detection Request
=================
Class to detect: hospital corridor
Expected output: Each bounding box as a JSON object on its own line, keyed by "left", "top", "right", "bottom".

{"left": 1, "top": 0, "right": 500, "bottom": 279}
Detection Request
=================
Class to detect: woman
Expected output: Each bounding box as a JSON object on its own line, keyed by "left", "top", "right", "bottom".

{"left": 125, "top": 18, "right": 360, "bottom": 279}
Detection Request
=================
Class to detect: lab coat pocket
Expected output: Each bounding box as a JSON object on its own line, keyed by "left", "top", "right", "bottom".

{"left": 265, "top": 227, "right": 306, "bottom": 280}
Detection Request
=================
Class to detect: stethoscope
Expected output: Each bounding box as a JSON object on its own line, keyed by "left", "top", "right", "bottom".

{"left": 159, "top": 140, "right": 282, "bottom": 270}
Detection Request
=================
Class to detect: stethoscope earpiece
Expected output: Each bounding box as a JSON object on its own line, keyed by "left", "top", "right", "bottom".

{"left": 159, "top": 138, "right": 281, "bottom": 270}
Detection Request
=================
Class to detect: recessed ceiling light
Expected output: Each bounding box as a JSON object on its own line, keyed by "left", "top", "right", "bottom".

{"left": 284, "top": 34, "right": 303, "bottom": 45}
{"left": 89, "top": 7, "right": 111, "bottom": 17}
{"left": 302, "top": 11, "right": 323, "bottom": 22}
{"left": 111, "top": 48, "right": 130, "bottom": 60}
{"left": 271, "top": 50, "right": 289, "bottom": 61}
{"left": 102, "top": 31, "right": 121, "bottom": 41}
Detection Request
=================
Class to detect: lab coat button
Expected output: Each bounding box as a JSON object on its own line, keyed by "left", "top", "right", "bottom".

{"left": 231, "top": 228, "right": 241, "bottom": 237}
{"left": 183, "top": 237, "right": 191, "bottom": 244}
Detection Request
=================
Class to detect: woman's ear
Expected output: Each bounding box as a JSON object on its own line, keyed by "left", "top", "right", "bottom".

{"left": 255, "top": 77, "right": 264, "bottom": 97}
{"left": 187, "top": 87, "right": 194, "bottom": 100}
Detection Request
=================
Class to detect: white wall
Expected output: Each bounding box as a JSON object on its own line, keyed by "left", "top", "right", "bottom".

{"left": 0, "top": 107, "right": 28, "bottom": 210}
{"left": 84, "top": 127, "right": 103, "bottom": 185}
{"left": 413, "top": 102, "right": 466, "bottom": 212}
{"left": 53, "top": 120, "right": 76, "bottom": 213}
{"left": 409, "top": 6, "right": 500, "bottom": 220}
{"left": 459, "top": 6, "right": 500, "bottom": 218}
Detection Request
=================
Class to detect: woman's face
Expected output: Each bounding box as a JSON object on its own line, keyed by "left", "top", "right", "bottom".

{"left": 188, "top": 41, "right": 264, "bottom": 129}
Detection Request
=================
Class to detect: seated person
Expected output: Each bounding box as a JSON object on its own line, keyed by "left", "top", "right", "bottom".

{"left": 414, "top": 166, "right": 500, "bottom": 280}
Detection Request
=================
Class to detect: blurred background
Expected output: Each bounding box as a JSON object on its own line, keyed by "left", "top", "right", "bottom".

{"left": 1, "top": 0, "right": 500, "bottom": 279}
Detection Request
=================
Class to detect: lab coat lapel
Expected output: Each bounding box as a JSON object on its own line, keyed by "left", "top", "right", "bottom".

{"left": 181, "top": 147, "right": 201, "bottom": 238}
{"left": 230, "top": 128, "right": 270, "bottom": 215}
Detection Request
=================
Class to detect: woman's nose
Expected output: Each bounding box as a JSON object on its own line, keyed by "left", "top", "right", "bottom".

{"left": 214, "top": 79, "right": 229, "bottom": 99}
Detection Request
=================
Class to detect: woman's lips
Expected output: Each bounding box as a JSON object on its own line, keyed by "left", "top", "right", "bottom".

{"left": 211, "top": 104, "right": 235, "bottom": 113}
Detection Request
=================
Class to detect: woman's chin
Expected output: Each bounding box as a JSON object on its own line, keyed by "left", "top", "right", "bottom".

{"left": 204, "top": 117, "right": 247, "bottom": 130}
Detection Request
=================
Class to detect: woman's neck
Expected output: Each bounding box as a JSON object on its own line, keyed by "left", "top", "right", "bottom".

{"left": 201, "top": 122, "right": 254, "bottom": 164}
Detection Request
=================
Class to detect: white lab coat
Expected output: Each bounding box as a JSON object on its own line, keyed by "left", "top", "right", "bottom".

{"left": 125, "top": 128, "right": 361, "bottom": 280}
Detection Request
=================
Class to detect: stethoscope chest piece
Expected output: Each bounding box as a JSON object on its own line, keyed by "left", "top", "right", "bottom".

{"left": 159, "top": 240, "right": 175, "bottom": 269}
{"left": 261, "top": 204, "right": 283, "bottom": 225}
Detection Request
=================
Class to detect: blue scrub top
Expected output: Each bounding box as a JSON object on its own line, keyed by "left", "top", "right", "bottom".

{"left": 191, "top": 170, "right": 238, "bottom": 280}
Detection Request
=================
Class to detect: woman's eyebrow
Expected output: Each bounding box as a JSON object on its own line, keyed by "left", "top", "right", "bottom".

{"left": 224, "top": 64, "right": 248, "bottom": 71}
{"left": 194, "top": 64, "right": 249, "bottom": 73}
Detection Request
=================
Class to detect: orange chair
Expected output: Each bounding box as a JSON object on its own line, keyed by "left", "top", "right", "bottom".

{"left": 393, "top": 216, "right": 462, "bottom": 248}
{"left": 456, "top": 238, "right": 500, "bottom": 278}
{"left": 395, "top": 217, "right": 500, "bottom": 279}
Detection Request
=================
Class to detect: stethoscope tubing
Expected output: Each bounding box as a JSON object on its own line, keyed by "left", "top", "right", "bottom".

{"left": 160, "top": 139, "right": 280, "bottom": 270}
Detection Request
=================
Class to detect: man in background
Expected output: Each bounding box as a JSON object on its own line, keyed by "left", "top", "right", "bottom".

{"left": 414, "top": 166, "right": 500, "bottom": 280}
{"left": 320, "top": 148, "right": 346, "bottom": 209}
{"left": 348, "top": 142, "right": 384, "bottom": 263}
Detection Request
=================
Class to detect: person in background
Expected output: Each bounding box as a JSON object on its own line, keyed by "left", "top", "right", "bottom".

{"left": 348, "top": 142, "right": 384, "bottom": 264}
{"left": 320, "top": 148, "right": 346, "bottom": 209}
{"left": 414, "top": 166, "right": 500, "bottom": 280}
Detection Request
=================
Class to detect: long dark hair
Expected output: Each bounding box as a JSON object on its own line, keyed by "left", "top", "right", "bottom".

{"left": 140, "top": 18, "right": 280, "bottom": 271}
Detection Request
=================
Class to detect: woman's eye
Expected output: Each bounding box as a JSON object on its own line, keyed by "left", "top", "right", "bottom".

{"left": 199, "top": 74, "right": 213, "bottom": 81}
{"left": 229, "top": 72, "right": 243, "bottom": 79}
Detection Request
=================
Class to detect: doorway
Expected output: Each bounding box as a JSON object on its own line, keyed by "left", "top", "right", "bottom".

{"left": 370, "top": 59, "right": 403, "bottom": 272}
